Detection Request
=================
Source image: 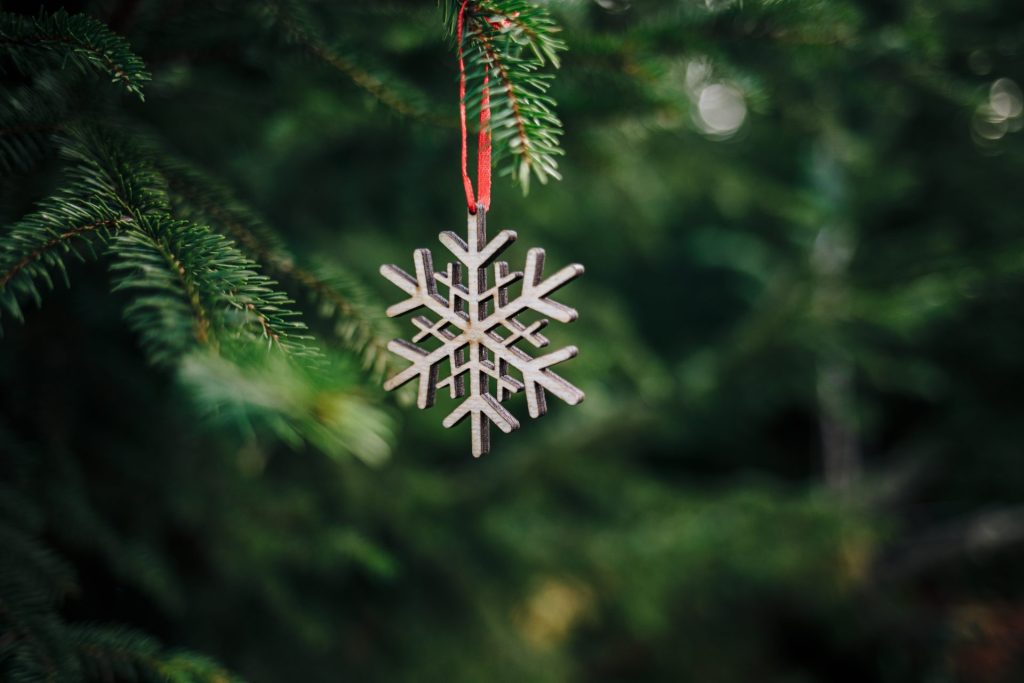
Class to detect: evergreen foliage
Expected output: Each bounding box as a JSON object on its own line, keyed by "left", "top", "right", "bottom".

{"left": 155, "top": 155, "right": 396, "bottom": 376}
{"left": 0, "top": 78, "right": 68, "bottom": 175}
{"left": 0, "top": 475, "right": 240, "bottom": 683}
{"left": 444, "top": 0, "right": 567, "bottom": 189}
{"left": 0, "top": 9, "right": 149, "bottom": 99}
{"left": 1, "top": 1, "right": 1023, "bottom": 682}
{"left": 260, "top": 0, "right": 436, "bottom": 124}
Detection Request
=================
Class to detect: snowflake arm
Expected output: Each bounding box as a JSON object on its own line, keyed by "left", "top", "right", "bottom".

{"left": 379, "top": 207, "right": 584, "bottom": 457}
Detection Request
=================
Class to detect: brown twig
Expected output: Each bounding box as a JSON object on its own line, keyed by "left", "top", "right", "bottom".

{"left": 0, "top": 217, "right": 129, "bottom": 289}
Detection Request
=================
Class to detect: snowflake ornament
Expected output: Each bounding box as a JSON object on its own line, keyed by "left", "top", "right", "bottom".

{"left": 380, "top": 206, "right": 585, "bottom": 457}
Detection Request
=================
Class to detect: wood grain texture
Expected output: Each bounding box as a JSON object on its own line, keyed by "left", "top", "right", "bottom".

{"left": 380, "top": 205, "right": 584, "bottom": 457}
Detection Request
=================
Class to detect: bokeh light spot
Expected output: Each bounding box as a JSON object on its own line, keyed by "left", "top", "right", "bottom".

{"left": 697, "top": 83, "right": 747, "bottom": 137}
{"left": 972, "top": 78, "right": 1023, "bottom": 143}
{"left": 990, "top": 78, "right": 1023, "bottom": 119}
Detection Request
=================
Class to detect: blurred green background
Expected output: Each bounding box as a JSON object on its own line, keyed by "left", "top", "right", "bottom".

{"left": 2, "top": 0, "right": 1024, "bottom": 681}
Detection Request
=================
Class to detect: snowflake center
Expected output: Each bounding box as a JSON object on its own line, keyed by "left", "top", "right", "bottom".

{"left": 461, "top": 325, "right": 487, "bottom": 343}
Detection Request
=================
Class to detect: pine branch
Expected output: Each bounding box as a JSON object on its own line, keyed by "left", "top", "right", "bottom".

{"left": 257, "top": 0, "right": 439, "bottom": 123}
{"left": 443, "top": 0, "right": 567, "bottom": 190}
{"left": 108, "top": 222, "right": 215, "bottom": 364}
{"left": 154, "top": 155, "right": 397, "bottom": 375}
{"left": 0, "top": 217, "right": 124, "bottom": 296}
{"left": 57, "top": 126, "right": 169, "bottom": 218}
{"left": 158, "top": 160, "right": 291, "bottom": 265}
{"left": 0, "top": 9, "right": 150, "bottom": 100}
{"left": 0, "top": 175, "right": 133, "bottom": 328}
{"left": 156, "top": 651, "right": 247, "bottom": 683}
{"left": 0, "top": 479, "right": 245, "bottom": 683}
{"left": 287, "top": 264, "right": 396, "bottom": 378}
{"left": 109, "top": 218, "right": 317, "bottom": 366}
{"left": 72, "top": 626, "right": 161, "bottom": 683}
{"left": 0, "top": 123, "right": 400, "bottom": 460}
{"left": 179, "top": 348, "right": 395, "bottom": 466}
{"left": 0, "top": 486, "right": 81, "bottom": 683}
{"left": 1, "top": 124, "right": 319, "bottom": 369}
{"left": 73, "top": 625, "right": 245, "bottom": 683}
{"left": 1, "top": 125, "right": 164, "bottom": 329}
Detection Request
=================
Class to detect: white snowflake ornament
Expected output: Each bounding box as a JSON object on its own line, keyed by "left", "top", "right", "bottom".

{"left": 380, "top": 206, "right": 585, "bottom": 457}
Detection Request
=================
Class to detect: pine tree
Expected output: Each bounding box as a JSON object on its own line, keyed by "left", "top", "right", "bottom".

{"left": 3, "top": 1, "right": 1024, "bottom": 682}
{"left": 1, "top": 2, "right": 571, "bottom": 680}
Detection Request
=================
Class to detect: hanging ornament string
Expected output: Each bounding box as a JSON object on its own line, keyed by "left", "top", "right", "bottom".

{"left": 379, "top": 2, "right": 584, "bottom": 456}
{"left": 457, "top": 0, "right": 491, "bottom": 214}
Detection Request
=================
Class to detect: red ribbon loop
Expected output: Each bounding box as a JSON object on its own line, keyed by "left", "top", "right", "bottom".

{"left": 457, "top": 0, "right": 491, "bottom": 214}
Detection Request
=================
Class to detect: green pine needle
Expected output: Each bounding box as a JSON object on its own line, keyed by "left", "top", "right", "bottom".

{"left": 257, "top": 0, "right": 436, "bottom": 122}
{"left": 0, "top": 9, "right": 150, "bottom": 100}
{"left": 442, "top": 0, "right": 567, "bottom": 192}
{"left": 0, "top": 480, "right": 246, "bottom": 683}
{"left": 109, "top": 218, "right": 319, "bottom": 366}
{"left": 155, "top": 154, "right": 397, "bottom": 376}
{"left": 0, "top": 146, "right": 137, "bottom": 327}
{"left": 179, "top": 348, "right": 395, "bottom": 466}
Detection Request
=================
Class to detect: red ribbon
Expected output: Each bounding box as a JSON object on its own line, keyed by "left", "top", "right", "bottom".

{"left": 457, "top": 0, "right": 491, "bottom": 214}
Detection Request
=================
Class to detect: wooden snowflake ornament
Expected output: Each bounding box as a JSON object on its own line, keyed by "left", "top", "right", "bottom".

{"left": 380, "top": 206, "right": 584, "bottom": 457}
